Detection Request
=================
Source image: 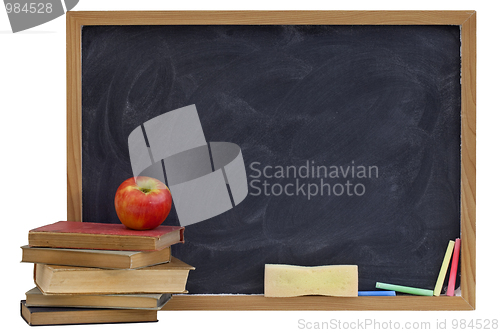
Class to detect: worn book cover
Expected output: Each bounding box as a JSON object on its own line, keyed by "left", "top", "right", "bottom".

{"left": 29, "top": 221, "right": 184, "bottom": 251}
{"left": 20, "top": 300, "right": 158, "bottom": 326}
{"left": 35, "top": 256, "right": 194, "bottom": 294}
{"left": 21, "top": 245, "right": 171, "bottom": 269}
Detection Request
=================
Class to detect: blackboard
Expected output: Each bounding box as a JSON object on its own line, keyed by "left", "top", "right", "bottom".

{"left": 68, "top": 11, "right": 476, "bottom": 310}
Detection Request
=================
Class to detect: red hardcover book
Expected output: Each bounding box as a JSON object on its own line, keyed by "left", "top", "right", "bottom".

{"left": 29, "top": 221, "right": 184, "bottom": 251}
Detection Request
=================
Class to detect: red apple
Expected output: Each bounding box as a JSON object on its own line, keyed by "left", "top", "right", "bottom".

{"left": 114, "top": 176, "right": 172, "bottom": 230}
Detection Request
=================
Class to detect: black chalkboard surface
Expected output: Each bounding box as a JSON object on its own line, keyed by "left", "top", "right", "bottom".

{"left": 81, "top": 25, "right": 461, "bottom": 294}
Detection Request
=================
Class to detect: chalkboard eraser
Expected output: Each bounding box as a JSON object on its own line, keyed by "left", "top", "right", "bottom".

{"left": 264, "top": 263, "right": 358, "bottom": 297}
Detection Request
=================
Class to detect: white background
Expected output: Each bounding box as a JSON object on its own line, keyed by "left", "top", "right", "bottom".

{"left": 0, "top": 1, "right": 498, "bottom": 332}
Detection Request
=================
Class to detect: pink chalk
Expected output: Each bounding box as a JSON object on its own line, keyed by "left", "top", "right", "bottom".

{"left": 446, "top": 238, "right": 461, "bottom": 296}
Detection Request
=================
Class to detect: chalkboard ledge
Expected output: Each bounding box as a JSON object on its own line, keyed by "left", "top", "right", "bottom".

{"left": 161, "top": 295, "right": 473, "bottom": 311}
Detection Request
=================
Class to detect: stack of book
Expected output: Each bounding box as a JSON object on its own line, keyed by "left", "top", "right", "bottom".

{"left": 20, "top": 221, "right": 193, "bottom": 326}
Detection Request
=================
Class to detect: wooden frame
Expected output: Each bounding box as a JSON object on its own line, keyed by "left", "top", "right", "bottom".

{"left": 67, "top": 10, "right": 476, "bottom": 310}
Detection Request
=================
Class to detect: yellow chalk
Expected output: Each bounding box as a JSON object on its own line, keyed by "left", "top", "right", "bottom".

{"left": 433, "top": 240, "right": 455, "bottom": 296}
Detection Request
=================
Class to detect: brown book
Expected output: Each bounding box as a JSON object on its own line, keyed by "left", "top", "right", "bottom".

{"left": 20, "top": 300, "right": 157, "bottom": 326}
{"left": 21, "top": 245, "right": 171, "bottom": 269}
{"left": 28, "top": 221, "right": 184, "bottom": 251}
{"left": 25, "top": 288, "right": 171, "bottom": 310}
{"left": 35, "top": 256, "right": 194, "bottom": 294}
